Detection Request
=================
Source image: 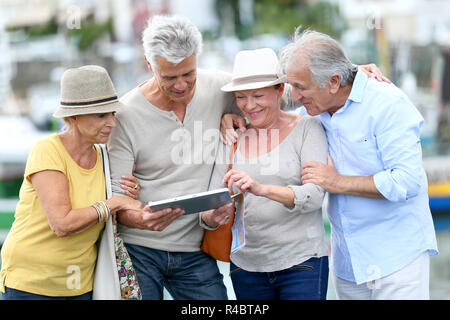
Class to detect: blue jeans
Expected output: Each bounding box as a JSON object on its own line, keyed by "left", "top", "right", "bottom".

{"left": 125, "top": 243, "right": 228, "bottom": 300}
{"left": 230, "top": 256, "right": 329, "bottom": 300}
{"left": 1, "top": 287, "right": 92, "bottom": 300}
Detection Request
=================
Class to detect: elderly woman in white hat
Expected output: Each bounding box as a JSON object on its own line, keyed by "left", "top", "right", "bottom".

{"left": 0, "top": 65, "right": 144, "bottom": 300}
{"left": 209, "top": 48, "right": 329, "bottom": 300}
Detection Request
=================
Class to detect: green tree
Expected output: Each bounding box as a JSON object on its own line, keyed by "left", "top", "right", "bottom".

{"left": 68, "top": 18, "right": 113, "bottom": 51}
{"left": 214, "top": 0, "right": 345, "bottom": 40}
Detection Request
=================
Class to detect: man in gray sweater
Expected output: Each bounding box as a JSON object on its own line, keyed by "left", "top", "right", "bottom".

{"left": 107, "top": 15, "right": 240, "bottom": 299}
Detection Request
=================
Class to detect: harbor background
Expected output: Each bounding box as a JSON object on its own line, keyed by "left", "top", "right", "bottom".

{"left": 1, "top": 0, "right": 449, "bottom": 300}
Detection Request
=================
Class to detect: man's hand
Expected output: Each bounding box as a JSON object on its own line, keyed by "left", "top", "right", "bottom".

{"left": 220, "top": 113, "right": 247, "bottom": 145}
{"left": 302, "top": 154, "right": 384, "bottom": 198}
{"left": 301, "top": 154, "right": 342, "bottom": 193}
{"left": 117, "top": 206, "right": 184, "bottom": 231}
{"left": 201, "top": 203, "right": 234, "bottom": 228}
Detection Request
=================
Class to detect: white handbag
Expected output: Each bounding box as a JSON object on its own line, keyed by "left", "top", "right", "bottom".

{"left": 92, "top": 144, "right": 142, "bottom": 300}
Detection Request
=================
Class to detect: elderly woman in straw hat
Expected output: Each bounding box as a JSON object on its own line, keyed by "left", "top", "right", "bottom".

{"left": 0, "top": 65, "right": 144, "bottom": 300}
{"left": 209, "top": 48, "right": 329, "bottom": 300}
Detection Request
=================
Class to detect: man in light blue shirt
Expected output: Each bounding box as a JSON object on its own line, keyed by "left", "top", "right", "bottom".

{"left": 281, "top": 29, "right": 438, "bottom": 299}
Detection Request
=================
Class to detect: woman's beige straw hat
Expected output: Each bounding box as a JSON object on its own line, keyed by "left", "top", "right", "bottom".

{"left": 53, "top": 65, "right": 123, "bottom": 118}
{"left": 221, "top": 48, "right": 286, "bottom": 92}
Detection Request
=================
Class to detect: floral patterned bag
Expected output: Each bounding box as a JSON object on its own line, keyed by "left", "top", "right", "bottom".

{"left": 112, "top": 215, "right": 142, "bottom": 300}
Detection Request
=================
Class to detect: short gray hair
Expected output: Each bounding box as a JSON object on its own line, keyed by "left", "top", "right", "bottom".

{"left": 280, "top": 28, "right": 357, "bottom": 88}
{"left": 142, "top": 15, "right": 203, "bottom": 69}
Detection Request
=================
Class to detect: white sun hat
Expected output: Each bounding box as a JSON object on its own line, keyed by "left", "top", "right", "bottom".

{"left": 221, "top": 48, "right": 286, "bottom": 92}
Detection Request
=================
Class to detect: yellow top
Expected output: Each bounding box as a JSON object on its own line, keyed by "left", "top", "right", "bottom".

{"left": 0, "top": 134, "right": 105, "bottom": 296}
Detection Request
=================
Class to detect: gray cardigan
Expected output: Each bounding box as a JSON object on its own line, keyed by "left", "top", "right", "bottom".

{"left": 209, "top": 115, "right": 330, "bottom": 272}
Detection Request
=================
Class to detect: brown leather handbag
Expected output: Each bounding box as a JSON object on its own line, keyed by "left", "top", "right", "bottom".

{"left": 200, "top": 142, "right": 237, "bottom": 262}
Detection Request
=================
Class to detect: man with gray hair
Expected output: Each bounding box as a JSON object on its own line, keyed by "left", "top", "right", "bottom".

{"left": 106, "top": 14, "right": 240, "bottom": 300}
{"left": 280, "top": 29, "right": 438, "bottom": 299}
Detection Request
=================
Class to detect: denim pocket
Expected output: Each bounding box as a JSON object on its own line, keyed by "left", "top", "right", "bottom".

{"left": 292, "top": 262, "right": 315, "bottom": 271}
{"left": 229, "top": 265, "right": 242, "bottom": 276}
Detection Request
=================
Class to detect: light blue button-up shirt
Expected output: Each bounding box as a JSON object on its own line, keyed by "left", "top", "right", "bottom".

{"left": 318, "top": 71, "right": 438, "bottom": 284}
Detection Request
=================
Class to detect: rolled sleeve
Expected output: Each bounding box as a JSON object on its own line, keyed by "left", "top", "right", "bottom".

{"left": 373, "top": 170, "right": 407, "bottom": 202}
{"left": 286, "top": 184, "right": 325, "bottom": 213}
{"left": 198, "top": 214, "right": 220, "bottom": 230}
{"left": 372, "top": 98, "right": 425, "bottom": 202}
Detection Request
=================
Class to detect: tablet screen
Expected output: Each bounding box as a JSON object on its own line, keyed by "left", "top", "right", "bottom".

{"left": 147, "top": 188, "right": 232, "bottom": 214}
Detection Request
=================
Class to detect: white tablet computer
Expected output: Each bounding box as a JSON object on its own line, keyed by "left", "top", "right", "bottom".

{"left": 147, "top": 188, "right": 232, "bottom": 215}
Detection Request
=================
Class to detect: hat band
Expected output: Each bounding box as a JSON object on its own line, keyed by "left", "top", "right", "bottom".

{"left": 60, "top": 95, "right": 118, "bottom": 107}
{"left": 231, "top": 74, "right": 279, "bottom": 86}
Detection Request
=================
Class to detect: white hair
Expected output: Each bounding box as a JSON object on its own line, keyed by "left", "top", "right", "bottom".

{"left": 142, "top": 15, "right": 203, "bottom": 69}
{"left": 280, "top": 28, "right": 357, "bottom": 89}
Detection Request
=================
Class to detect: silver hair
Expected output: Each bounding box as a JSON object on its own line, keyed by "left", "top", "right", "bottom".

{"left": 142, "top": 15, "right": 203, "bottom": 69}
{"left": 280, "top": 28, "right": 357, "bottom": 89}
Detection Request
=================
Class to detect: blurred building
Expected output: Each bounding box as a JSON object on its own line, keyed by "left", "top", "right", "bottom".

{"left": 0, "top": 0, "right": 219, "bottom": 125}
{"left": 336, "top": 0, "right": 450, "bottom": 155}
{"left": 338, "top": 0, "right": 450, "bottom": 46}
{"left": 1, "top": 0, "right": 449, "bottom": 152}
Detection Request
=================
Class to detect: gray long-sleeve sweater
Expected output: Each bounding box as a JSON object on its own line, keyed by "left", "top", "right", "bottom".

{"left": 209, "top": 115, "right": 330, "bottom": 272}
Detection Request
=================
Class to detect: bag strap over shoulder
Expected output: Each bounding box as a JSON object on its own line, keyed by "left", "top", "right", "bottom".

{"left": 97, "top": 144, "right": 112, "bottom": 199}
{"left": 92, "top": 144, "right": 122, "bottom": 300}
{"left": 228, "top": 142, "right": 238, "bottom": 195}
{"left": 228, "top": 142, "right": 237, "bottom": 170}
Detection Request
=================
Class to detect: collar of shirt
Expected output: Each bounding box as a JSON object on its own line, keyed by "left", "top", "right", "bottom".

{"left": 347, "top": 70, "right": 368, "bottom": 103}
{"left": 331, "top": 70, "right": 368, "bottom": 116}
{"left": 319, "top": 70, "right": 369, "bottom": 120}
